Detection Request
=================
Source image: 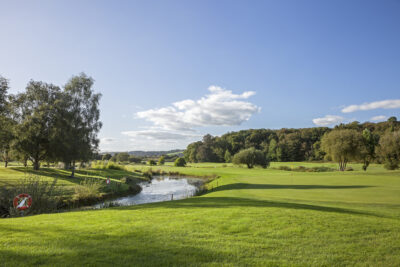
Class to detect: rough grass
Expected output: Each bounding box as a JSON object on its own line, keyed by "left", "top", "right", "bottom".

{"left": 1, "top": 162, "right": 400, "bottom": 266}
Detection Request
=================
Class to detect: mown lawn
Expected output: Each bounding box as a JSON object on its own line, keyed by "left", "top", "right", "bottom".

{"left": 1, "top": 162, "right": 400, "bottom": 266}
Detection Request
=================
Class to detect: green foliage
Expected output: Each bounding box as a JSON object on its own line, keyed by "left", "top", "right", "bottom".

{"left": 174, "top": 157, "right": 186, "bottom": 167}
{"left": 232, "top": 147, "right": 269, "bottom": 169}
{"left": 102, "top": 153, "right": 112, "bottom": 161}
{"left": 377, "top": 131, "right": 400, "bottom": 170}
{"left": 73, "top": 178, "right": 102, "bottom": 201}
{"left": 148, "top": 160, "right": 156, "bottom": 166}
{"left": 158, "top": 156, "right": 165, "bottom": 165}
{"left": 116, "top": 152, "right": 129, "bottom": 162}
{"left": 0, "top": 176, "right": 62, "bottom": 217}
{"left": 361, "top": 128, "right": 379, "bottom": 171}
{"left": 128, "top": 155, "right": 142, "bottom": 163}
{"left": 91, "top": 161, "right": 126, "bottom": 171}
{"left": 224, "top": 150, "right": 232, "bottom": 163}
{"left": 321, "top": 129, "right": 364, "bottom": 171}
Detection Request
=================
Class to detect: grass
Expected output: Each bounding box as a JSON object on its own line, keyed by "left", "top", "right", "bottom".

{"left": 1, "top": 162, "right": 400, "bottom": 266}
{"left": 0, "top": 165, "right": 146, "bottom": 199}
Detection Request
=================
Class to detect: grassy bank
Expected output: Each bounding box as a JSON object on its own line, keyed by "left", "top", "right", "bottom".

{"left": 1, "top": 162, "right": 400, "bottom": 266}
{"left": 0, "top": 165, "right": 147, "bottom": 213}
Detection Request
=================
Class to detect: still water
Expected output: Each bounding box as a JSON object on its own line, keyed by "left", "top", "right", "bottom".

{"left": 97, "top": 176, "right": 200, "bottom": 207}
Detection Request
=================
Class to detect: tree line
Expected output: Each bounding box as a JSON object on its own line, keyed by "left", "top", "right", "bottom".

{"left": 184, "top": 118, "right": 400, "bottom": 170}
{"left": 0, "top": 73, "right": 101, "bottom": 176}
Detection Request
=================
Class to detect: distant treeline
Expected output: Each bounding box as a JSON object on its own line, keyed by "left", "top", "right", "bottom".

{"left": 102, "top": 149, "right": 184, "bottom": 157}
{"left": 184, "top": 118, "right": 400, "bottom": 164}
{"left": 0, "top": 73, "right": 101, "bottom": 175}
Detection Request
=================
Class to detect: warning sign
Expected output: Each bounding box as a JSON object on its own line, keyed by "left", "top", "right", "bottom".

{"left": 13, "top": 194, "right": 33, "bottom": 211}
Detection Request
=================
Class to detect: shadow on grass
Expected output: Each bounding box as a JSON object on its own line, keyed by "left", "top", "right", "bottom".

{"left": 111, "top": 196, "right": 383, "bottom": 218}
{"left": 210, "top": 183, "right": 373, "bottom": 192}
{"left": 10, "top": 167, "right": 143, "bottom": 186}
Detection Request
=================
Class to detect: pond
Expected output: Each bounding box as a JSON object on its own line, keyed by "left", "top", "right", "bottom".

{"left": 96, "top": 176, "right": 201, "bottom": 208}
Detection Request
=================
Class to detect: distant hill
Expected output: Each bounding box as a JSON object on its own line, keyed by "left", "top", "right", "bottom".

{"left": 101, "top": 149, "right": 184, "bottom": 157}
{"left": 128, "top": 150, "right": 184, "bottom": 157}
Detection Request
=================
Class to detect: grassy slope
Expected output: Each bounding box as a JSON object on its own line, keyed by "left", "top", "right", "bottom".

{"left": 1, "top": 162, "right": 400, "bottom": 266}
{"left": 0, "top": 165, "right": 144, "bottom": 198}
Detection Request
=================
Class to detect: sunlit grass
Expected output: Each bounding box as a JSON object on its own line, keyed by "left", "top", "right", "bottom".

{"left": 1, "top": 162, "right": 400, "bottom": 266}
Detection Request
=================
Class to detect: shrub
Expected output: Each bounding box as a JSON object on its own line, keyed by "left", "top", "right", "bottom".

{"left": 345, "top": 167, "right": 354, "bottom": 171}
{"left": 148, "top": 160, "right": 156, "bottom": 166}
{"left": 73, "top": 178, "right": 102, "bottom": 201}
{"left": 91, "top": 161, "right": 126, "bottom": 171}
{"left": 174, "top": 157, "right": 186, "bottom": 167}
{"left": 377, "top": 131, "right": 400, "bottom": 170}
{"left": 278, "top": 166, "right": 291, "bottom": 171}
{"left": 233, "top": 148, "right": 269, "bottom": 169}
{"left": 158, "top": 156, "right": 165, "bottom": 165}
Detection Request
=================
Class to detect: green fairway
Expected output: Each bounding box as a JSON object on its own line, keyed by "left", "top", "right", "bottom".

{"left": 1, "top": 163, "right": 400, "bottom": 266}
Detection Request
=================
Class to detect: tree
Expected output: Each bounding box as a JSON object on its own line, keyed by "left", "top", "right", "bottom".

{"left": 13, "top": 81, "right": 61, "bottom": 170}
{"left": 128, "top": 155, "right": 142, "bottom": 163}
{"left": 360, "top": 128, "right": 378, "bottom": 171}
{"left": 224, "top": 150, "right": 232, "bottom": 163}
{"left": 102, "top": 153, "right": 112, "bottom": 161}
{"left": 174, "top": 157, "right": 186, "bottom": 167}
{"left": 116, "top": 152, "right": 129, "bottom": 162}
{"left": 158, "top": 156, "right": 165, "bottom": 165}
{"left": 377, "top": 131, "right": 400, "bottom": 170}
{"left": 148, "top": 160, "right": 156, "bottom": 166}
{"left": 0, "top": 76, "right": 15, "bottom": 167}
{"left": 53, "top": 73, "right": 102, "bottom": 177}
{"left": 321, "top": 129, "right": 364, "bottom": 171}
{"left": 232, "top": 148, "right": 269, "bottom": 169}
{"left": 110, "top": 155, "right": 117, "bottom": 162}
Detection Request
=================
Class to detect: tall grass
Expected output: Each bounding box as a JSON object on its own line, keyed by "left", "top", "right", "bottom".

{"left": 91, "top": 161, "right": 126, "bottom": 171}
{"left": 73, "top": 178, "right": 103, "bottom": 202}
{"left": 0, "top": 176, "right": 62, "bottom": 217}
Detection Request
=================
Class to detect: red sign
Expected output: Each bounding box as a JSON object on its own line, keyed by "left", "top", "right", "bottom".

{"left": 106, "top": 178, "right": 110, "bottom": 185}
{"left": 13, "top": 194, "right": 33, "bottom": 211}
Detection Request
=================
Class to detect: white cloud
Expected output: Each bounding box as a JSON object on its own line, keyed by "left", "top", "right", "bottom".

{"left": 312, "top": 115, "right": 344, "bottom": 126}
{"left": 342, "top": 99, "right": 400, "bottom": 113}
{"left": 370, "top": 115, "right": 387, "bottom": 122}
{"left": 136, "top": 85, "right": 260, "bottom": 131}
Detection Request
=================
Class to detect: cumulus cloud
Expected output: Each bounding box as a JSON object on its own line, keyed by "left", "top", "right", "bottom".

{"left": 312, "top": 115, "right": 344, "bottom": 126}
{"left": 342, "top": 99, "right": 400, "bottom": 113}
{"left": 136, "top": 86, "right": 260, "bottom": 131}
{"left": 370, "top": 115, "right": 387, "bottom": 122}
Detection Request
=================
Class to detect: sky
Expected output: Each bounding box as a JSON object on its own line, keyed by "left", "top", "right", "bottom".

{"left": 1, "top": 0, "right": 399, "bottom": 152}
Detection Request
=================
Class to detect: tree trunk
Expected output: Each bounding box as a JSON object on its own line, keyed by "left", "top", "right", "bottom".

{"left": 33, "top": 160, "right": 40, "bottom": 170}
{"left": 23, "top": 160, "right": 27, "bottom": 167}
{"left": 4, "top": 160, "right": 8, "bottom": 168}
{"left": 70, "top": 160, "right": 76, "bottom": 178}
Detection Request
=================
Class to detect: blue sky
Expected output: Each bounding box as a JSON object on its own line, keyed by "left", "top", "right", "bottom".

{"left": 1, "top": 0, "right": 399, "bottom": 151}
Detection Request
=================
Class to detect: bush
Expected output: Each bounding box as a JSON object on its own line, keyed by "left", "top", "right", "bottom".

{"left": 148, "top": 160, "right": 156, "bottom": 166}
{"left": 277, "top": 166, "right": 291, "bottom": 171}
{"left": 73, "top": 178, "right": 102, "bottom": 201}
{"left": 233, "top": 148, "right": 269, "bottom": 169}
{"left": 158, "top": 156, "right": 165, "bottom": 165}
{"left": 345, "top": 167, "right": 354, "bottom": 171}
{"left": 0, "top": 176, "right": 62, "bottom": 218}
{"left": 91, "top": 161, "right": 126, "bottom": 171}
{"left": 174, "top": 157, "right": 186, "bottom": 167}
